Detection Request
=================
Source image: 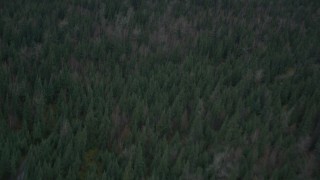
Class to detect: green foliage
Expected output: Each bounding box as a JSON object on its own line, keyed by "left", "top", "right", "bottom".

{"left": 0, "top": 0, "right": 319, "bottom": 179}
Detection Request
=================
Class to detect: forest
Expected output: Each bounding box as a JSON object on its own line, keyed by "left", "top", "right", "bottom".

{"left": 0, "top": 0, "right": 319, "bottom": 179}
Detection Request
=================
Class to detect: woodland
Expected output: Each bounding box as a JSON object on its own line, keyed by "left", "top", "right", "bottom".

{"left": 0, "top": 0, "right": 320, "bottom": 179}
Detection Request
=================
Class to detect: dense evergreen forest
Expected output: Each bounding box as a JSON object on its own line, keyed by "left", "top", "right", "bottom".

{"left": 1, "top": 0, "right": 320, "bottom": 179}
